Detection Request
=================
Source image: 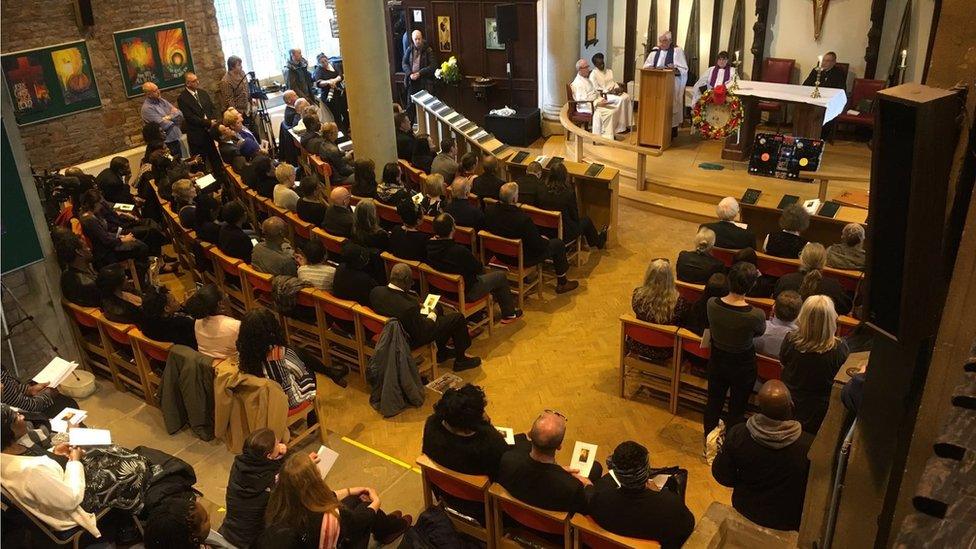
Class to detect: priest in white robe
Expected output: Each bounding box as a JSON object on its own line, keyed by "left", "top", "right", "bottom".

{"left": 643, "top": 31, "right": 689, "bottom": 136}
{"left": 570, "top": 58, "right": 629, "bottom": 139}
{"left": 691, "top": 51, "right": 736, "bottom": 105}
{"left": 588, "top": 53, "right": 633, "bottom": 132}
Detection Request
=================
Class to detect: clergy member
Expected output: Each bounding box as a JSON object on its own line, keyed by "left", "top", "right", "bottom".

{"left": 589, "top": 53, "right": 633, "bottom": 133}
{"left": 802, "top": 51, "right": 846, "bottom": 90}
{"left": 571, "top": 59, "right": 629, "bottom": 139}
{"left": 643, "top": 31, "right": 688, "bottom": 137}
{"left": 691, "top": 51, "right": 736, "bottom": 106}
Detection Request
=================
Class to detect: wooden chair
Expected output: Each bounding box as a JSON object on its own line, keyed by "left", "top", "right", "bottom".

{"left": 285, "top": 399, "right": 321, "bottom": 449}
{"left": 398, "top": 159, "right": 427, "bottom": 191}
{"left": 239, "top": 262, "right": 276, "bottom": 310}
{"left": 282, "top": 288, "right": 328, "bottom": 365}
{"left": 675, "top": 328, "right": 711, "bottom": 409}
{"left": 453, "top": 225, "right": 478, "bottom": 252}
{"left": 285, "top": 212, "right": 314, "bottom": 244}
{"left": 619, "top": 314, "right": 680, "bottom": 413}
{"left": 129, "top": 330, "right": 173, "bottom": 407}
{"left": 94, "top": 316, "right": 151, "bottom": 404}
{"left": 478, "top": 230, "right": 543, "bottom": 310}
{"left": 836, "top": 78, "right": 886, "bottom": 131}
{"left": 380, "top": 251, "right": 424, "bottom": 291}
{"left": 312, "top": 227, "right": 347, "bottom": 258}
{"left": 758, "top": 58, "right": 796, "bottom": 128}
{"left": 375, "top": 201, "right": 403, "bottom": 225}
{"left": 675, "top": 280, "right": 704, "bottom": 304}
{"left": 523, "top": 203, "right": 582, "bottom": 267}
{"left": 822, "top": 266, "right": 864, "bottom": 300}
{"left": 416, "top": 455, "right": 493, "bottom": 544}
{"left": 744, "top": 296, "right": 774, "bottom": 318}
{"left": 61, "top": 301, "right": 113, "bottom": 386}
{"left": 488, "top": 483, "right": 571, "bottom": 549}
{"left": 711, "top": 247, "right": 737, "bottom": 267}
{"left": 755, "top": 252, "right": 800, "bottom": 278}
{"left": 837, "top": 315, "right": 859, "bottom": 337}
{"left": 420, "top": 263, "right": 493, "bottom": 336}
{"left": 206, "top": 247, "right": 247, "bottom": 315}
{"left": 566, "top": 83, "right": 594, "bottom": 132}
{"left": 356, "top": 305, "right": 436, "bottom": 383}
{"left": 756, "top": 353, "right": 783, "bottom": 382}
{"left": 312, "top": 291, "right": 365, "bottom": 377}
{"left": 570, "top": 514, "right": 661, "bottom": 549}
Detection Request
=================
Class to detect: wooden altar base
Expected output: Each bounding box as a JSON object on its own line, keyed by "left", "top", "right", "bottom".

{"left": 541, "top": 127, "right": 871, "bottom": 225}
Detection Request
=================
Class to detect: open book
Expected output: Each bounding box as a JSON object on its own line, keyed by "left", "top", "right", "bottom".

{"left": 50, "top": 408, "right": 87, "bottom": 433}
{"left": 69, "top": 428, "right": 112, "bottom": 446}
{"left": 194, "top": 173, "right": 216, "bottom": 189}
{"left": 32, "top": 357, "right": 79, "bottom": 388}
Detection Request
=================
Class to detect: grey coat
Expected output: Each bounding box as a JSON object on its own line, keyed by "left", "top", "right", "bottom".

{"left": 161, "top": 345, "right": 215, "bottom": 440}
{"left": 368, "top": 320, "right": 425, "bottom": 417}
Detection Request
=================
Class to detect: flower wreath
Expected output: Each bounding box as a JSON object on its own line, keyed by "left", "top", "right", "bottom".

{"left": 691, "top": 84, "right": 744, "bottom": 140}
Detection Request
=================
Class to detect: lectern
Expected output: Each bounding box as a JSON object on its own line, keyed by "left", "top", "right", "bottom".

{"left": 637, "top": 68, "right": 675, "bottom": 149}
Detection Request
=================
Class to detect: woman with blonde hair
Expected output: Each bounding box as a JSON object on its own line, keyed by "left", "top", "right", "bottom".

{"left": 780, "top": 295, "right": 850, "bottom": 434}
{"left": 774, "top": 242, "right": 852, "bottom": 314}
{"left": 255, "top": 453, "right": 411, "bottom": 548}
{"left": 628, "top": 258, "right": 689, "bottom": 361}
{"left": 420, "top": 173, "right": 446, "bottom": 215}
{"left": 351, "top": 198, "right": 390, "bottom": 250}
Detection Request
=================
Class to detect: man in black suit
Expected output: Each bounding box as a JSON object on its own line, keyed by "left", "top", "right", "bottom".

{"left": 485, "top": 183, "right": 579, "bottom": 294}
{"left": 401, "top": 29, "right": 436, "bottom": 121}
{"left": 700, "top": 197, "right": 756, "bottom": 250}
{"left": 369, "top": 263, "right": 481, "bottom": 371}
{"left": 217, "top": 201, "right": 253, "bottom": 263}
{"left": 443, "top": 177, "right": 484, "bottom": 229}
{"left": 322, "top": 187, "right": 355, "bottom": 237}
{"left": 801, "top": 52, "right": 846, "bottom": 138}
{"left": 472, "top": 155, "right": 504, "bottom": 201}
{"left": 515, "top": 161, "right": 544, "bottom": 206}
{"left": 95, "top": 157, "right": 132, "bottom": 204}
{"left": 177, "top": 72, "right": 221, "bottom": 172}
{"left": 333, "top": 242, "right": 381, "bottom": 306}
{"left": 395, "top": 112, "right": 418, "bottom": 161}
{"left": 676, "top": 227, "right": 726, "bottom": 284}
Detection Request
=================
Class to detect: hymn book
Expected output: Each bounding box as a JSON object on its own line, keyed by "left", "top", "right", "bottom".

{"left": 50, "top": 408, "right": 87, "bottom": 433}
{"left": 32, "top": 357, "right": 79, "bottom": 388}
{"left": 496, "top": 427, "right": 516, "bottom": 445}
{"left": 316, "top": 445, "right": 339, "bottom": 478}
{"left": 194, "top": 173, "right": 216, "bottom": 189}
{"left": 421, "top": 294, "right": 440, "bottom": 316}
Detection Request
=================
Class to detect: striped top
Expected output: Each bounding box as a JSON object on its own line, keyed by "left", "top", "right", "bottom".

{"left": 1, "top": 369, "right": 54, "bottom": 413}
{"left": 262, "top": 346, "right": 316, "bottom": 408}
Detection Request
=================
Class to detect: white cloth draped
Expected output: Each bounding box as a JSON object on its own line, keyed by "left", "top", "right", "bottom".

{"left": 570, "top": 73, "right": 629, "bottom": 139}
{"left": 643, "top": 47, "right": 689, "bottom": 128}
{"left": 589, "top": 67, "right": 634, "bottom": 132}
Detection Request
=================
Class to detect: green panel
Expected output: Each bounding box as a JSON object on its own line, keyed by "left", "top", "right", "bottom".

{"left": 1, "top": 120, "right": 44, "bottom": 274}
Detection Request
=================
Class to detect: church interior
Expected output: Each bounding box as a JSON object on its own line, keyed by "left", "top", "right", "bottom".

{"left": 0, "top": 0, "right": 974, "bottom": 547}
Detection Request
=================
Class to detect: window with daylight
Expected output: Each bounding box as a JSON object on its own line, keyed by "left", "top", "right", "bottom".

{"left": 214, "top": 0, "right": 341, "bottom": 81}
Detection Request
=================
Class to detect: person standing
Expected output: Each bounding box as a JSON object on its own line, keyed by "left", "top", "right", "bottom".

{"left": 312, "top": 53, "right": 349, "bottom": 134}
{"left": 642, "top": 31, "right": 689, "bottom": 138}
{"left": 219, "top": 56, "right": 253, "bottom": 132}
{"left": 282, "top": 48, "right": 316, "bottom": 103}
{"left": 177, "top": 72, "right": 221, "bottom": 171}
{"left": 140, "top": 82, "right": 184, "bottom": 158}
{"left": 401, "top": 29, "right": 436, "bottom": 121}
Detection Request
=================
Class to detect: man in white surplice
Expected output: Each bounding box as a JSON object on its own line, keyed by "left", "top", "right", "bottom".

{"left": 642, "top": 31, "right": 688, "bottom": 136}
{"left": 570, "top": 59, "right": 629, "bottom": 139}
{"left": 588, "top": 53, "right": 633, "bottom": 132}
{"left": 691, "top": 50, "right": 737, "bottom": 106}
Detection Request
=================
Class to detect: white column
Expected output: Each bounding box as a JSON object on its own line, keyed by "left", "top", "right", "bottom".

{"left": 538, "top": 0, "right": 581, "bottom": 132}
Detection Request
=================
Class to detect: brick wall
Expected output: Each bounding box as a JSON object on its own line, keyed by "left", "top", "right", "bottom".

{"left": 0, "top": 0, "right": 225, "bottom": 169}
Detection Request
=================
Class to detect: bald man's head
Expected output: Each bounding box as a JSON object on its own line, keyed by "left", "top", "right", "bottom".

{"left": 529, "top": 411, "right": 566, "bottom": 457}
{"left": 758, "top": 380, "right": 794, "bottom": 421}
{"left": 330, "top": 186, "right": 350, "bottom": 207}
{"left": 412, "top": 29, "right": 424, "bottom": 48}
{"left": 482, "top": 155, "right": 498, "bottom": 175}
{"left": 142, "top": 82, "right": 161, "bottom": 99}
{"left": 499, "top": 182, "right": 519, "bottom": 205}
{"left": 261, "top": 216, "right": 287, "bottom": 241}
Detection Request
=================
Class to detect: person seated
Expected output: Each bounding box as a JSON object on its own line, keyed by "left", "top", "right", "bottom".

{"left": 1, "top": 367, "right": 80, "bottom": 420}
{"left": 589, "top": 441, "right": 695, "bottom": 548}
{"left": 802, "top": 51, "right": 846, "bottom": 89}
{"left": 295, "top": 176, "right": 329, "bottom": 226}
{"left": 332, "top": 242, "right": 382, "bottom": 306}
{"left": 430, "top": 138, "right": 458, "bottom": 182}
{"left": 351, "top": 198, "right": 390, "bottom": 251}
{"left": 215, "top": 123, "right": 247, "bottom": 174}
{"left": 319, "top": 122, "right": 355, "bottom": 185}
{"left": 471, "top": 155, "right": 504, "bottom": 201}
{"left": 394, "top": 112, "right": 418, "bottom": 161}
{"left": 350, "top": 159, "right": 379, "bottom": 199}
{"left": 780, "top": 296, "right": 851, "bottom": 434}
{"left": 218, "top": 201, "right": 254, "bottom": 263}
{"left": 588, "top": 52, "right": 634, "bottom": 131}
{"left": 712, "top": 380, "right": 814, "bottom": 531}
{"left": 193, "top": 192, "right": 222, "bottom": 245}
{"left": 676, "top": 227, "right": 725, "bottom": 284}
{"left": 764, "top": 204, "right": 810, "bottom": 259}
{"left": 139, "top": 285, "right": 197, "bottom": 348}
{"left": 753, "top": 290, "right": 801, "bottom": 357}
{"left": 243, "top": 154, "right": 277, "bottom": 199}
{"left": 143, "top": 492, "right": 234, "bottom": 548}
{"left": 299, "top": 112, "right": 326, "bottom": 158}
{"left": 376, "top": 162, "right": 411, "bottom": 206}
{"left": 252, "top": 217, "right": 298, "bottom": 277}
{"left": 95, "top": 157, "right": 133, "bottom": 204}
{"left": 516, "top": 161, "right": 544, "bottom": 206}
{"left": 571, "top": 58, "right": 630, "bottom": 139}
{"left": 77, "top": 190, "right": 149, "bottom": 270}
{"left": 537, "top": 163, "right": 607, "bottom": 249}
{"left": 732, "top": 247, "right": 775, "bottom": 297}
{"left": 53, "top": 230, "right": 99, "bottom": 308}
{"left": 497, "top": 410, "right": 598, "bottom": 514}
{"left": 419, "top": 173, "right": 446, "bottom": 216}
{"left": 444, "top": 177, "right": 485, "bottom": 229}
{"left": 629, "top": 259, "right": 688, "bottom": 360}
{"left": 90, "top": 185, "right": 171, "bottom": 263}
{"left": 427, "top": 213, "right": 522, "bottom": 323}
{"left": 389, "top": 199, "right": 431, "bottom": 261}
{"left": 236, "top": 308, "right": 317, "bottom": 408}
{"left": 485, "top": 183, "right": 579, "bottom": 294}
{"left": 322, "top": 187, "right": 355, "bottom": 237}
{"left": 225, "top": 107, "right": 267, "bottom": 160}
{"left": 296, "top": 239, "right": 336, "bottom": 291}
{"left": 701, "top": 197, "right": 756, "bottom": 250}
{"left": 273, "top": 163, "right": 300, "bottom": 212}
{"left": 370, "top": 263, "right": 481, "bottom": 371}
{"left": 411, "top": 133, "right": 435, "bottom": 175}
{"left": 255, "top": 452, "right": 412, "bottom": 548}
{"left": 826, "top": 223, "right": 866, "bottom": 271}
{"left": 184, "top": 284, "right": 241, "bottom": 359}
{"left": 218, "top": 428, "right": 287, "bottom": 548}
{"left": 96, "top": 263, "right": 142, "bottom": 324}
{"left": 691, "top": 50, "right": 736, "bottom": 105}
{"left": 774, "top": 243, "right": 853, "bottom": 314}
{"left": 453, "top": 151, "right": 479, "bottom": 187}
{"left": 681, "top": 272, "right": 729, "bottom": 336}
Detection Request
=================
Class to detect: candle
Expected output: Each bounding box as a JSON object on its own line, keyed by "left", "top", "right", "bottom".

{"left": 900, "top": 49, "right": 907, "bottom": 68}
{"left": 735, "top": 50, "right": 740, "bottom": 63}
{"left": 817, "top": 55, "right": 823, "bottom": 69}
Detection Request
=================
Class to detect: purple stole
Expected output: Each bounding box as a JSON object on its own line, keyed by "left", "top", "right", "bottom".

{"left": 708, "top": 66, "right": 731, "bottom": 88}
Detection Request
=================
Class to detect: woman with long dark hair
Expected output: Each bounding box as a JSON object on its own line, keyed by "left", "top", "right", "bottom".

{"left": 536, "top": 163, "right": 607, "bottom": 249}
{"left": 350, "top": 159, "right": 379, "bottom": 199}
{"left": 236, "top": 308, "right": 317, "bottom": 409}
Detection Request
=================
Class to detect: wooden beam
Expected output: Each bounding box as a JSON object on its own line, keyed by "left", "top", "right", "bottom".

{"left": 624, "top": 0, "right": 638, "bottom": 83}
{"left": 708, "top": 0, "right": 724, "bottom": 66}
{"left": 750, "top": 0, "right": 770, "bottom": 80}
{"left": 669, "top": 0, "right": 680, "bottom": 38}
{"left": 645, "top": 0, "right": 658, "bottom": 58}
{"left": 864, "top": 0, "right": 889, "bottom": 79}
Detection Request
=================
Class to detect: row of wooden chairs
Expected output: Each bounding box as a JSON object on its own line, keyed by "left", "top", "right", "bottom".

{"left": 710, "top": 246, "right": 864, "bottom": 299}
{"left": 417, "top": 455, "right": 660, "bottom": 549}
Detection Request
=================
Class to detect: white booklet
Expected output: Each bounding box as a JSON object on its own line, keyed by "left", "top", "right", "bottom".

{"left": 194, "top": 173, "right": 216, "bottom": 189}
{"left": 421, "top": 294, "right": 440, "bottom": 316}
{"left": 649, "top": 473, "right": 671, "bottom": 490}
{"left": 32, "top": 357, "right": 79, "bottom": 389}
{"left": 293, "top": 118, "right": 306, "bottom": 133}
{"left": 69, "top": 428, "right": 112, "bottom": 446}
{"left": 50, "top": 408, "right": 87, "bottom": 433}
{"left": 803, "top": 198, "right": 822, "bottom": 215}
{"left": 570, "top": 441, "right": 598, "bottom": 479}
{"left": 316, "top": 445, "right": 339, "bottom": 478}
{"left": 113, "top": 203, "right": 135, "bottom": 212}
{"left": 496, "top": 427, "right": 516, "bottom": 445}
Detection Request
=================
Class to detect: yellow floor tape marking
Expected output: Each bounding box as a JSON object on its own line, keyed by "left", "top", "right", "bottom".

{"left": 340, "top": 436, "right": 421, "bottom": 474}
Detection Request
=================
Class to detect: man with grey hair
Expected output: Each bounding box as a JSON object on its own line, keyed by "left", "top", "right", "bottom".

{"left": 643, "top": 31, "right": 689, "bottom": 137}
{"left": 252, "top": 217, "right": 297, "bottom": 276}
{"left": 485, "top": 182, "right": 579, "bottom": 293}
{"left": 701, "top": 196, "right": 756, "bottom": 250}
{"left": 826, "top": 223, "right": 866, "bottom": 270}
{"left": 677, "top": 226, "right": 726, "bottom": 284}
{"left": 497, "top": 410, "right": 600, "bottom": 513}
{"left": 369, "top": 262, "right": 481, "bottom": 371}
{"left": 515, "top": 161, "right": 544, "bottom": 206}
{"left": 570, "top": 58, "right": 628, "bottom": 139}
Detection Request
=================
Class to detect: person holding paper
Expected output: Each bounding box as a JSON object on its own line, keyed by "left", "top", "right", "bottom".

{"left": 589, "top": 52, "right": 634, "bottom": 132}
{"left": 1, "top": 367, "right": 80, "bottom": 419}
{"left": 219, "top": 428, "right": 289, "bottom": 548}
{"left": 589, "top": 441, "right": 695, "bottom": 548}
{"left": 642, "top": 31, "right": 689, "bottom": 136}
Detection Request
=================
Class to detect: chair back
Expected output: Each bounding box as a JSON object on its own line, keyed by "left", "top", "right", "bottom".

{"left": 522, "top": 204, "right": 563, "bottom": 240}
{"left": 399, "top": 159, "right": 427, "bottom": 189}
{"left": 823, "top": 266, "right": 863, "bottom": 294}
{"left": 356, "top": 305, "right": 389, "bottom": 341}
{"left": 380, "top": 252, "right": 423, "bottom": 287}
{"left": 622, "top": 316, "right": 678, "bottom": 349}
{"left": 677, "top": 328, "right": 711, "bottom": 360}
{"left": 490, "top": 483, "right": 568, "bottom": 537}
{"left": 756, "top": 353, "right": 783, "bottom": 381}
{"left": 745, "top": 297, "right": 774, "bottom": 318}
{"left": 479, "top": 230, "right": 523, "bottom": 265}
{"left": 453, "top": 225, "right": 476, "bottom": 250}
{"left": 761, "top": 58, "right": 796, "bottom": 84}
{"left": 96, "top": 315, "right": 134, "bottom": 346}
{"left": 286, "top": 212, "right": 314, "bottom": 240}
{"left": 310, "top": 155, "right": 333, "bottom": 183}
{"left": 675, "top": 281, "right": 704, "bottom": 304}
{"left": 416, "top": 455, "right": 488, "bottom": 502}
{"left": 375, "top": 201, "right": 403, "bottom": 224}
{"left": 419, "top": 264, "right": 464, "bottom": 305}
{"left": 239, "top": 263, "right": 276, "bottom": 308}
{"left": 571, "top": 514, "right": 661, "bottom": 549}
{"left": 312, "top": 227, "right": 347, "bottom": 257}
{"left": 711, "top": 247, "right": 737, "bottom": 267}
{"left": 849, "top": 78, "right": 886, "bottom": 106}
{"left": 65, "top": 301, "right": 99, "bottom": 329}
{"left": 316, "top": 291, "right": 359, "bottom": 324}
{"left": 755, "top": 252, "right": 799, "bottom": 278}
{"left": 131, "top": 330, "right": 174, "bottom": 363}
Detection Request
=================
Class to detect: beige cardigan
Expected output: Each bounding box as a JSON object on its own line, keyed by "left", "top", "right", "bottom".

{"left": 0, "top": 454, "right": 100, "bottom": 537}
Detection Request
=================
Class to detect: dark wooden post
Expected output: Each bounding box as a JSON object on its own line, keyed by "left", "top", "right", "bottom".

{"left": 864, "top": 0, "right": 888, "bottom": 79}
{"left": 624, "top": 0, "right": 638, "bottom": 83}
{"left": 708, "top": 0, "right": 724, "bottom": 66}
{"left": 749, "top": 0, "right": 770, "bottom": 80}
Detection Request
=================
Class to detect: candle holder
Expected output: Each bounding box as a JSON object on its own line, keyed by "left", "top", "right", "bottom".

{"left": 811, "top": 67, "right": 823, "bottom": 98}
{"left": 729, "top": 60, "right": 741, "bottom": 91}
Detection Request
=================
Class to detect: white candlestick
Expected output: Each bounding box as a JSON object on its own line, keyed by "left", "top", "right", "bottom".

{"left": 900, "top": 49, "right": 907, "bottom": 68}
{"left": 817, "top": 55, "right": 823, "bottom": 69}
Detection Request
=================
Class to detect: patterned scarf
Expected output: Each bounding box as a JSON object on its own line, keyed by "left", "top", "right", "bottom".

{"left": 606, "top": 453, "right": 651, "bottom": 489}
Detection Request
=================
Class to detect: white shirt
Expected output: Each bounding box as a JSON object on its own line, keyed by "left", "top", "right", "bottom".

{"left": 571, "top": 73, "right": 600, "bottom": 113}
{"left": 195, "top": 315, "right": 241, "bottom": 359}
{"left": 273, "top": 184, "right": 300, "bottom": 212}
{"left": 0, "top": 454, "right": 100, "bottom": 536}
{"left": 589, "top": 67, "right": 618, "bottom": 93}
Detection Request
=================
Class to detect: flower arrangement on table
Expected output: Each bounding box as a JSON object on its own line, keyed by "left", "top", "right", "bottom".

{"left": 435, "top": 56, "right": 462, "bottom": 85}
{"left": 692, "top": 84, "right": 744, "bottom": 140}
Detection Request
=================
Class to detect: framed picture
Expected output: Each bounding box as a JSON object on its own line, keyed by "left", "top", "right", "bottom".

{"left": 113, "top": 20, "right": 194, "bottom": 98}
{"left": 585, "top": 14, "right": 599, "bottom": 47}
{"left": 2, "top": 40, "right": 102, "bottom": 126}
{"left": 437, "top": 16, "right": 452, "bottom": 52}
{"left": 485, "top": 17, "right": 504, "bottom": 50}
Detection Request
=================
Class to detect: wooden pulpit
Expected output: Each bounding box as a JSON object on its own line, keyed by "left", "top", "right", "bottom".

{"left": 637, "top": 68, "right": 675, "bottom": 150}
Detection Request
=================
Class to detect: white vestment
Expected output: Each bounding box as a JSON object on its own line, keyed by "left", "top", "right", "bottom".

{"left": 643, "top": 46, "right": 689, "bottom": 128}
{"left": 570, "top": 73, "right": 628, "bottom": 139}
{"left": 691, "top": 65, "right": 737, "bottom": 105}
{"left": 589, "top": 67, "right": 633, "bottom": 131}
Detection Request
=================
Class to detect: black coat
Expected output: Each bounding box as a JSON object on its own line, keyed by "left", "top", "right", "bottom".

{"left": 444, "top": 199, "right": 485, "bottom": 230}
{"left": 389, "top": 226, "right": 431, "bottom": 261}
{"left": 396, "top": 129, "right": 418, "bottom": 161}
{"left": 516, "top": 174, "right": 543, "bottom": 206}
{"left": 676, "top": 250, "right": 726, "bottom": 284}
{"left": 537, "top": 185, "right": 583, "bottom": 242}
{"left": 95, "top": 168, "right": 130, "bottom": 204}
{"left": 472, "top": 173, "right": 504, "bottom": 201}
{"left": 332, "top": 264, "right": 378, "bottom": 306}
{"left": 426, "top": 237, "right": 483, "bottom": 288}
{"left": 368, "top": 285, "right": 435, "bottom": 346}
{"left": 218, "top": 223, "right": 253, "bottom": 263}
{"left": 485, "top": 203, "right": 548, "bottom": 263}
{"left": 588, "top": 476, "right": 695, "bottom": 549}
{"left": 322, "top": 205, "right": 354, "bottom": 237}
{"left": 320, "top": 140, "right": 354, "bottom": 182}
{"left": 802, "top": 65, "right": 846, "bottom": 89}
{"left": 774, "top": 271, "right": 853, "bottom": 314}
{"left": 700, "top": 221, "right": 756, "bottom": 250}
{"left": 177, "top": 87, "right": 217, "bottom": 147}
{"left": 401, "top": 42, "right": 436, "bottom": 88}
{"left": 765, "top": 231, "right": 808, "bottom": 259}
{"left": 219, "top": 452, "right": 283, "bottom": 548}
{"left": 496, "top": 450, "right": 592, "bottom": 514}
